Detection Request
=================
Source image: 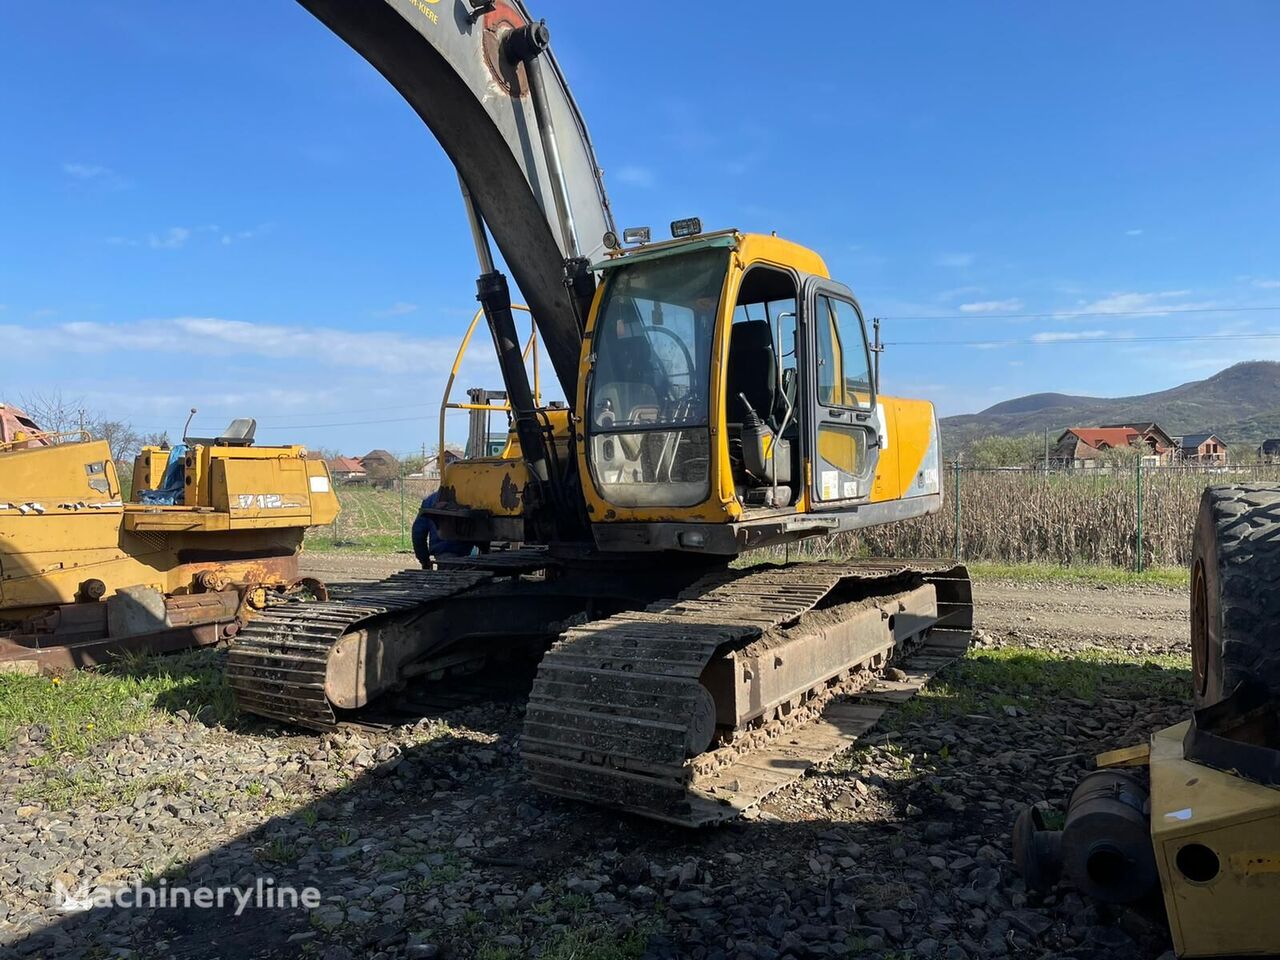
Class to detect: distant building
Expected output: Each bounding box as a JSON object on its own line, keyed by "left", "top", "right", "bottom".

{"left": 326, "top": 456, "right": 367, "bottom": 482}
{"left": 422, "top": 447, "right": 465, "bottom": 480}
{"left": 1051, "top": 423, "right": 1176, "bottom": 469}
{"left": 1098, "top": 423, "right": 1179, "bottom": 461}
{"left": 1177, "top": 433, "right": 1228, "bottom": 464}
{"left": 1260, "top": 439, "right": 1280, "bottom": 463}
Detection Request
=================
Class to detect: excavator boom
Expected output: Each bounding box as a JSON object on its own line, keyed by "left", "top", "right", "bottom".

{"left": 296, "top": 0, "right": 615, "bottom": 395}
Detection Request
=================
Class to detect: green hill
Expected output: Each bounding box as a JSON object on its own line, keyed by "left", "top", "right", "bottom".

{"left": 940, "top": 361, "right": 1280, "bottom": 456}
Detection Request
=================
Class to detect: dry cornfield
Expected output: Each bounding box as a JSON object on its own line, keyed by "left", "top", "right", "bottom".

{"left": 840, "top": 464, "right": 1280, "bottom": 569}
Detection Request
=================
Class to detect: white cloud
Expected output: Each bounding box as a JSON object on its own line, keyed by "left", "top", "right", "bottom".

{"left": 936, "top": 285, "right": 984, "bottom": 302}
{"left": 1125, "top": 228, "right": 1143, "bottom": 236}
{"left": 148, "top": 227, "right": 191, "bottom": 249}
{"left": 1031, "top": 329, "right": 1109, "bottom": 343}
{"left": 1, "top": 317, "right": 485, "bottom": 377}
{"left": 62, "top": 162, "right": 128, "bottom": 189}
{"left": 1064, "top": 290, "right": 1214, "bottom": 317}
{"left": 935, "top": 252, "right": 975, "bottom": 268}
{"left": 375, "top": 301, "right": 419, "bottom": 317}
{"left": 958, "top": 298, "right": 1023, "bottom": 313}
{"left": 1253, "top": 278, "right": 1280, "bottom": 289}
{"left": 614, "top": 165, "right": 655, "bottom": 188}
{"left": 218, "top": 223, "right": 272, "bottom": 245}
{"left": 109, "top": 223, "right": 271, "bottom": 250}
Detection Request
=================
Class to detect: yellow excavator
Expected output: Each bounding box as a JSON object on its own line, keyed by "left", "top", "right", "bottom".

{"left": 0, "top": 403, "right": 338, "bottom": 672}
{"left": 226, "top": 0, "right": 972, "bottom": 826}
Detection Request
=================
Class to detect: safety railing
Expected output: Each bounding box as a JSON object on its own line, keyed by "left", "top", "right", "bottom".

{"left": 437, "top": 304, "right": 540, "bottom": 478}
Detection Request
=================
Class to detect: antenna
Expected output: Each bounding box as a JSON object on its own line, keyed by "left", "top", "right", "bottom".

{"left": 182, "top": 408, "right": 197, "bottom": 443}
{"left": 871, "top": 318, "right": 884, "bottom": 388}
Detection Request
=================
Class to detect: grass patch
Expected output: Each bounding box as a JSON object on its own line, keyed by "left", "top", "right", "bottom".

{"left": 17, "top": 770, "right": 187, "bottom": 809}
{"left": 479, "top": 924, "right": 651, "bottom": 960}
{"left": 304, "top": 533, "right": 410, "bottom": 554}
{"left": 891, "top": 645, "right": 1192, "bottom": 727}
{"left": 0, "top": 648, "right": 235, "bottom": 754}
{"left": 539, "top": 924, "right": 651, "bottom": 960}
{"left": 968, "top": 561, "right": 1188, "bottom": 590}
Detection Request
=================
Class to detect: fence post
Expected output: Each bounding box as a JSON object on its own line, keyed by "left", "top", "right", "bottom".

{"left": 1135, "top": 455, "right": 1144, "bottom": 573}
{"left": 400, "top": 461, "right": 407, "bottom": 550}
{"left": 953, "top": 459, "right": 962, "bottom": 561}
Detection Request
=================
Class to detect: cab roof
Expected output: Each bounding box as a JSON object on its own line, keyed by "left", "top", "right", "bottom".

{"left": 593, "top": 230, "right": 829, "bottom": 279}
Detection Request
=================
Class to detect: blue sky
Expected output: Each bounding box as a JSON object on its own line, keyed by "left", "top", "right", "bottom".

{"left": 3, "top": 2, "right": 1279, "bottom": 455}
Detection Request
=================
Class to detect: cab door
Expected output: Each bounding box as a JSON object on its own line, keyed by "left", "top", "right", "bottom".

{"left": 801, "top": 278, "right": 880, "bottom": 507}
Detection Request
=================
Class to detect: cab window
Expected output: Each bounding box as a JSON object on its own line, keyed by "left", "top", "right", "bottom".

{"left": 814, "top": 295, "right": 872, "bottom": 409}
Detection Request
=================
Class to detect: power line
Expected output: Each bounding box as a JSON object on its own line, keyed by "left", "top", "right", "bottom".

{"left": 880, "top": 304, "right": 1280, "bottom": 322}
{"left": 886, "top": 332, "right": 1280, "bottom": 347}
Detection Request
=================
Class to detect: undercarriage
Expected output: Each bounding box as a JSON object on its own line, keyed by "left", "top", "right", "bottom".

{"left": 226, "top": 551, "right": 971, "bottom": 824}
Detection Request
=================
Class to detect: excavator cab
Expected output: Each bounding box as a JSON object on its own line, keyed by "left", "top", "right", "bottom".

{"left": 579, "top": 230, "right": 936, "bottom": 556}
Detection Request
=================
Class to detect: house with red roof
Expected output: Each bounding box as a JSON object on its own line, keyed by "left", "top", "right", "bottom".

{"left": 325, "top": 455, "right": 368, "bottom": 482}
{"left": 1051, "top": 423, "right": 1177, "bottom": 468}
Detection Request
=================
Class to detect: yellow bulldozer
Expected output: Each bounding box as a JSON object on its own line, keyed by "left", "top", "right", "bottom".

{"left": 0, "top": 402, "right": 338, "bottom": 672}
{"left": 223, "top": 0, "right": 973, "bottom": 827}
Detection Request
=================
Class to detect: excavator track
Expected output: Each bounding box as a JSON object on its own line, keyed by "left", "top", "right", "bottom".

{"left": 522, "top": 561, "right": 971, "bottom": 826}
{"left": 226, "top": 568, "right": 494, "bottom": 729}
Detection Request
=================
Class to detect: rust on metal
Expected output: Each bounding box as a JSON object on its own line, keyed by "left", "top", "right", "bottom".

{"left": 521, "top": 561, "right": 972, "bottom": 826}
{"left": 226, "top": 568, "right": 494, "bottom": 728}
{"left": 480, "top": 2, "right": 530, "bottom": 97}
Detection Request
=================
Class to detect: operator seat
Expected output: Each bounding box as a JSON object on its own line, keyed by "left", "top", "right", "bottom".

{"left": 726, "top": 320, "right": 780, "bottom": 428}
{"left": 596, "top": 337, "right": 663, "bottom": 425}
{"left": 186, "top": 418, "right": 257, "bottom": 447}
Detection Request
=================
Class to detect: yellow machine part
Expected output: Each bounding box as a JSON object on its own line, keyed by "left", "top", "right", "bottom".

{"left": 439, "top": 408, "right": 570, "bottom": 520}
{"left": 1149, "top": 721, "right": 1280, "bottom": 958}
{"left": 571, "top": 232, "right": 940, "bottom": 527}
{"left": 0, "top": 439, "right": 338, "bottom": 617}
{"left": 438, "top": 233, "right": 942, "bottom": 544}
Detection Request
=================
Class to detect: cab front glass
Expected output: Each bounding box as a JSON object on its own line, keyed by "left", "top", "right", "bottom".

{"left": 585, "top": 247, "right": 728, "bottom": 508}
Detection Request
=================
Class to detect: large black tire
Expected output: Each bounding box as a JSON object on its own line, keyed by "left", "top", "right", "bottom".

{"left": 1190, "top": 483, "right": 1280, "bottom": 707}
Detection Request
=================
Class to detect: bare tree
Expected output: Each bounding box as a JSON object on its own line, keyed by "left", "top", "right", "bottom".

{"left": 88, "top": 418, "right": 144, "bottom": 460}
{"left": 19, "top": 390, "right": 87, "bottom": 435}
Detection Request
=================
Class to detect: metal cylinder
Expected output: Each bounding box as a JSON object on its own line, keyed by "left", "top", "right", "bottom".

{"left": 505, "top": 22, "right": 580, "bottom": 260}
{"left": 1060, "top": 770, "right": 1157, "bottom": 904}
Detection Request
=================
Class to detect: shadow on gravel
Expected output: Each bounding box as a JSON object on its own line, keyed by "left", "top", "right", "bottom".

{"left": 11, "top": 648, "right": 1192, "bottom": 960}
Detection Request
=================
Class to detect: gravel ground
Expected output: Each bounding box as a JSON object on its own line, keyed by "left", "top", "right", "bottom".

{"left": 1, "top": 567, "right": 1191, "bottom": 960}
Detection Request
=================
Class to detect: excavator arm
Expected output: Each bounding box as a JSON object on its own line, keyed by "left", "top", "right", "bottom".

{"left": 296, "top": 0, "right": 615, "bottom": 396}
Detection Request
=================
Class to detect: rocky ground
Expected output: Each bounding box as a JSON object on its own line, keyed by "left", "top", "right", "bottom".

{"left": 1, "top": 565, "right": 1191, "bottom": 960}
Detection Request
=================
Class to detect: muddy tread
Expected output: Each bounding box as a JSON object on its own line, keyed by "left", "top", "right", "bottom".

{"left": 521, "top": 561, "right": 972, "bottom": 825}
{"left": 226, "top": 568, "right": 493, "bottom": 728}
{"left": 1199, "top": 483, "right": 1280, "bottom": 701}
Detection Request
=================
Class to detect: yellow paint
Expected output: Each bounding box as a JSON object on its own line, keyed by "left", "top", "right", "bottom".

{"left": 441, "top": 408, "right": 571, "bottom": 517}
{"left": 442, "top": 229, "right": 942, "bottom": 548}
{"left": 870, "top": 396, "right": 937, "bottom": 503}
{"left": 0, "top": 438, "right": 338, "bottom": 621}
{"left": 1149, "top": 721, "right": 1280, "bottom": 957}
{"left": 1095, "top": 741, "right": 1152, "bottom": 768}
{"left": 406, "top": 0, "right": 439, "bottom": 25}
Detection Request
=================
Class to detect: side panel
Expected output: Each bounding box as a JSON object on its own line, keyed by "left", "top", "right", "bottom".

{"left": 870, "top": 397, "right": 941, "bottom": 503}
